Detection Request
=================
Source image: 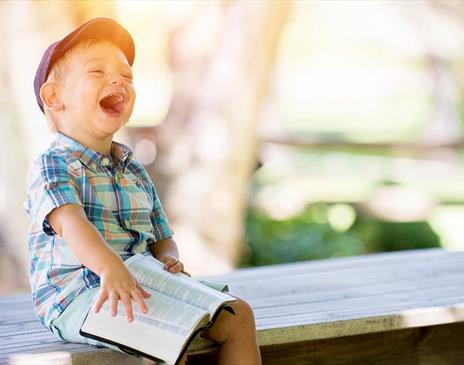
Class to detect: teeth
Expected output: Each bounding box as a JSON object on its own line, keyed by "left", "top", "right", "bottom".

{"left": 104, "top": 93, "right": 124, "bottom": 102}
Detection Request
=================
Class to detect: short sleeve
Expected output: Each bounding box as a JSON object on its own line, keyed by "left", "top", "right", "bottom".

{"left": 24, "top": 153, "right": 83, "bottom": 236}
{"left": 149, "top": 182, "right": 174, "bottom": 242}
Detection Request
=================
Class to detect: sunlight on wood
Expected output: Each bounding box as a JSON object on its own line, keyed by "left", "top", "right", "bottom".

{"left": 9, "top": 351, "right": 71, "bottom": 365}
{"left": 400, "top": 304, "right": 464, "bottom": 328}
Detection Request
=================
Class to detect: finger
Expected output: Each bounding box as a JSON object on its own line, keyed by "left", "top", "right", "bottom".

{"left": 110, "top": 293, "right": 119, "bottom": 317}
{"left": 120, "top": 293, "right": 133, "bottom": 322}
{"left": 132, "top": 289, "right": 148, "bottom": 314}
{"left": 141, "top": 289, "right": 151, "bottom": 298}
{"left": 94, "top": 291, "right": 108, "bottom": 313}
{"left": 162, "top": 256, "right": 178, "bottom": 269}
{"left": 137, "top": 284, "right": 151, "bottom": 298}
{"left": 169, "top": 261, "right": 183, "bottom": 273}
{"left": 136, "top": 282, "right": 151, "bottom": 298}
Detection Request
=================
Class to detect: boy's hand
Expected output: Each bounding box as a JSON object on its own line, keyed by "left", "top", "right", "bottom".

{"left": 94, "top": 264, "right": 151, "bottom": 323}
{"left": 159, "top": 255, "right": 191, "bottom": 277}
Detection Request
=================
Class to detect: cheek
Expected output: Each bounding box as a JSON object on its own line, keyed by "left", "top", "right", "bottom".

{"left": 126, "top": 86, "right": 136, "bottom": 112}
{"left": 129, "top": 85, "right": 136, "bottom": 103}
{"left": 65, "top": 82, "right": 98, "bottom": 111}
{"left": 83, "top": 83, "right": 101, "bottom": 104}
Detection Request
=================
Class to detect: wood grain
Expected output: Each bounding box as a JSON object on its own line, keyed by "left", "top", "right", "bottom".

{"left": 1, "top": 248, "right": 463, "bottom": 365}
{"left": 189, "top": 322, "right": 464, "bottom": 365}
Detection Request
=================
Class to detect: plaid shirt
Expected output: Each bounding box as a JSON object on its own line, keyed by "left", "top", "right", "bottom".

{"left": 23, "top": 133, "right": 173, "bottom": 328}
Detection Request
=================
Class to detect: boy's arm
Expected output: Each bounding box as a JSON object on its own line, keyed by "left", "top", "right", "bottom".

{"left": 47, "top": 204, "right": 151, "bottom": 322}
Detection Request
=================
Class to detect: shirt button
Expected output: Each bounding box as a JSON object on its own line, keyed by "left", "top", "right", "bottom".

{"left": 101, "top": 157, "right": 111, "bottom": 166}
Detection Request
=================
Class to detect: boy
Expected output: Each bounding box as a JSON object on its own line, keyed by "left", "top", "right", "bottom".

{"left": 25, "top": 18, "right": 261, "bottom": 365}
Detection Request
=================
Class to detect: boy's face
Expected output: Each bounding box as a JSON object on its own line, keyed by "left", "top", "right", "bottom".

{"left": 55, "top": 41, "right": 135, "bottom": 140}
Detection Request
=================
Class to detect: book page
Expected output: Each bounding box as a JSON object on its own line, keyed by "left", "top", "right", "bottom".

{"left": 125, "top": 254, "right": 236, "bottom": 316}
{"left": 82, "top": 287, "right": 209, "bottom": 365}
{"left": 133, "top": 286, "right": 209, "bottom": 333}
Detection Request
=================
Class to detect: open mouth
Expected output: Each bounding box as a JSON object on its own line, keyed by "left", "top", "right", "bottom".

{"left": 99, "top": 92, "right": 126, "bottom": 117}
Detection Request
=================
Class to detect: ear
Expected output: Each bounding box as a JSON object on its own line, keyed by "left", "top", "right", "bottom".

{"left": 40, "top": 82, "right": 63, "bottom": 111}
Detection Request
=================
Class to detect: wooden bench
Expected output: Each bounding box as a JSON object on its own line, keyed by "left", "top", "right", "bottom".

{"left": 1, "top": 248, "right": 463, "bottom": 365}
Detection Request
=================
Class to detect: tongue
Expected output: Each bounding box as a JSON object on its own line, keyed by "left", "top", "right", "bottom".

{"left": 111, "top": 101, "right": 124, "bottom": 113}
{"left": 100, "top": 94, "right": 124, "bottom": 114}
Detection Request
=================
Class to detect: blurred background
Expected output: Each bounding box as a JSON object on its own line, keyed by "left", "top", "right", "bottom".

{"left": 1, "top": 0, "right": 464, "bottom": 295}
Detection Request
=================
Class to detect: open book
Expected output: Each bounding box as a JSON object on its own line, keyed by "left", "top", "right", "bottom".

{"left": 80, "top": 253, "right": 237, "bottom": 365}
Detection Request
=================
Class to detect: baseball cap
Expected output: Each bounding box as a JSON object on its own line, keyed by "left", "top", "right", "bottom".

{"left": 34, "top": 17, "right": 135, "bottom": 113}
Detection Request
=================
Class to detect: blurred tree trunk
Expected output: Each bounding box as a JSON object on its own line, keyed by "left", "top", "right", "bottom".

{"left": 423, "top": 54, "right": 461, "bottom": 146}
{"left": 402, "top": 1, "right": 463, "bottom": 147}
{"left": 423, "top": 0, "right": 464, "bottom": 147}
{"left": 0, "top": 2, "right": 30, "bottom": 293}
{"left": 151, "top": 1, "right": 291, "bottom": 274}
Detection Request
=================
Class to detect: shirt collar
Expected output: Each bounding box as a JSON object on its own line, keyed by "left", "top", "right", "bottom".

{"left": 55, "top": 132, "right": 133, "bottom": 172}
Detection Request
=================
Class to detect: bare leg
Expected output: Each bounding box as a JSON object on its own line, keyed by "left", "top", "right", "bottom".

{"left": 199, "top": 295, "right": 262, "bottom": 365}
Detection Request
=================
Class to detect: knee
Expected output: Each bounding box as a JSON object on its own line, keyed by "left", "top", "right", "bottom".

{"left": 200, "top": 296, "right": 256, "bottom": 344}
{"left": 231, "top": 297, "right": 255, "bottom": 326}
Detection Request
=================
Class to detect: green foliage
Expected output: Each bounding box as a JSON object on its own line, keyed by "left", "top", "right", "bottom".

{"left": 239, "top": 203, "right": 441, "bottom": 268}
{"left": 239, "top": 203, "right": 365, "bottom": 267}
{"left": 350, "top": 216, "right": 441, "bottom": 253}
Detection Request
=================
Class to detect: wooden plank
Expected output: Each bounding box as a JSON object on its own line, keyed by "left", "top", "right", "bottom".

{"left": 244, "top": 275, "right": 464, "bottom": 312}
{"left": 0, "top": 322, "right": 47, "bottom": 337}
{"left": 1, "top": 250, "right": 462, "bottom": 311}
{"left": 0, "top": 252, "right": 464, "bottom": 314}
{"left": 246, "top": 275, "right": 464, "bottom": 310}
{"left": 1, "top": 249, "right": 459, "bottom": 306}
{"left": 5, "top": 268, "right": 464, "bottom": 329}
{"left": 1, "top": 346, "right": 86, "bottom": 365}
{"left": 1, "top": 329, "right": 50, "bottom": 339}
{"left": 253, "top": 286, "right": 463, "bottom": 321}
{"left": 1, "top": 318, "right": 45, "bottom": 327}
{"left": 229, "top": 255, "right": 464, "bottom": 287}
{"left": 2, "top": 344, "right": 157, "bottom": 365}
{"left": 189, "top": 322, "right": 464, "bottom": 365}
{"left": 0, "top": 294, "right": 32, "bottom": 305}
{"left": 1, "top": 344, "right": 93, "bottom": 356}
{"left": 254, "top": 301, "right": 464, "bottom": 346}
{"left": 1, "top": 248, "right": 463, "bottom": 364}
{"left": 0, "top": 338, "right": 86, "bottom": 354}
{"left": 1, "top": 335, "right": 63, "bottom": 352}
{"left": 220, "top": 257, "right": 464, "bottom": 297}
{"left": 198, "top": 248, "right": 456, "bottom": 283}
{"left": 6, "top": 351, "right": 73, "bottom": 365}
{"left": 71, "top": 350, "right": 148, "bottom": 365}
{"left": 256, "top": 295, "right": 464, "bottom": 327}
{"left": 1, "top": 332, "right": 58, "bottom": 347}
{"left": 3, "top": 279, "right": 461, "bottom": 336}
{"left": 261, "top": 322, "right": 464, "bottom": 365}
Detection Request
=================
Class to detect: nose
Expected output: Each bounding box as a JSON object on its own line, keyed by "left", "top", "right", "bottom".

{"left": 109, "top": 73, "right": 125, "bottom": 85}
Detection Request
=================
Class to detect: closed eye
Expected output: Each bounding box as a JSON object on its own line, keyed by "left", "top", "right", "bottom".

{"left": 88, "top": 70, "right": 104, "bottom": 75}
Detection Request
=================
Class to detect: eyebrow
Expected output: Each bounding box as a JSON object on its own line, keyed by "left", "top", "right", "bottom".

{"left": 84, "top": 58, "right": 103, "bottom": 66}
{"left": 84, "top": 58, "right": 132, "bottom": 71}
